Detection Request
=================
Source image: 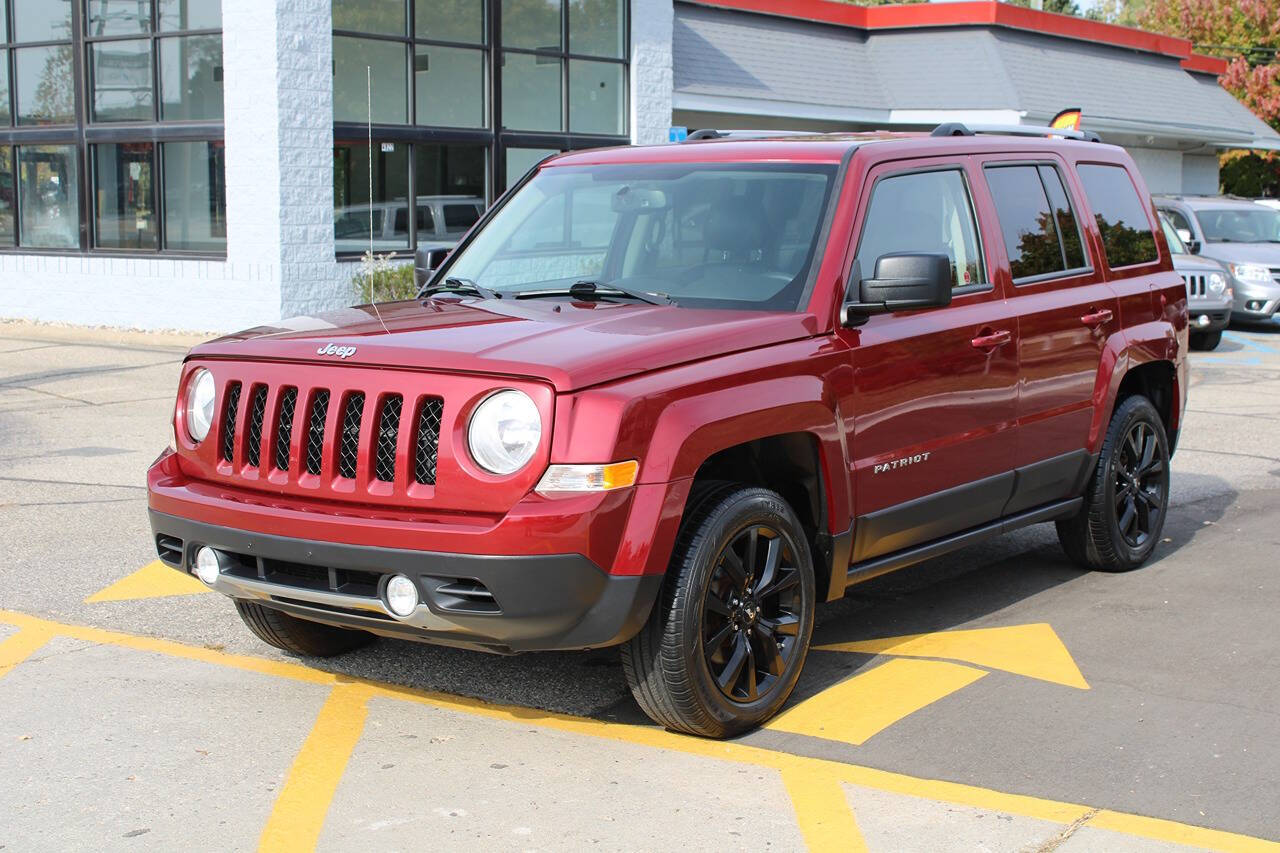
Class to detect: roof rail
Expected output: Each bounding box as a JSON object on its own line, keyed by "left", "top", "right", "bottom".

{"left": 683, "top": 128, "right": 817, "bottom": 142}
{"left": 931, "top": 122, "right": 1103, "bottom": 143}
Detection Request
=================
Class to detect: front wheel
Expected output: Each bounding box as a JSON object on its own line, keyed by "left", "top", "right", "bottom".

{"left": 1189, "top": 330, "right": 1222, "bottom": 351}
{"left": 621, "top": 485, "right": 816, "bottom": 738}
{"left": 235, "top": 600, "right": 374, "bottom": 657}
{"left": 1057, "top": 395, "right": 1171, "bottom": 572}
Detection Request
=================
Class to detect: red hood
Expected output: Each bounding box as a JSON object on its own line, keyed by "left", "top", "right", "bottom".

{"left": 190, "top": 298, "right": 821, "bottom": 392}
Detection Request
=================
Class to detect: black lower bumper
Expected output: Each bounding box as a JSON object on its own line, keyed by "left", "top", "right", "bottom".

{"left": 148, "top": 510, "right": 661, "bottom": 653}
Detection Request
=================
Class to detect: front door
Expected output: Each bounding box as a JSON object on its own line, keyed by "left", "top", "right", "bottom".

{"left": 836, "top": 159, "right": 1020, "bottom": 563}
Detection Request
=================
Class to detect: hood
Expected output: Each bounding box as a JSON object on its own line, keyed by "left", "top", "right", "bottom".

{"left": 1201, "top": 242, "right": 1280, "bottom": 266}
{"left": 190, "top": 298, "right": 821, "bottom": 392}
{"left": 1170, "top": 253, "right": 1227, "bottom": 275}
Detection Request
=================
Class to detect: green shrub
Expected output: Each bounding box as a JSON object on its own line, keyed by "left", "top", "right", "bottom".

{"left": 351, "top": 251, "right": 417, "bottom": 304}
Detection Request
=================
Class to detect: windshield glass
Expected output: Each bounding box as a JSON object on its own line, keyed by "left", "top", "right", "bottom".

{"left": 444, "top": 163, "right": 838, "bottom": 311}
{"left": 1159, "top": 215, "right": 1187, "bottom": 254}
{"left": 1195, "top": 207, "right": 1280, "bottom": 243}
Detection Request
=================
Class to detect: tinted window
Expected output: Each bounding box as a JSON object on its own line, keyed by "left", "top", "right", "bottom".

{"left": 443, "top": 203, "right": 480, "bottom": 232}
{"left": 1162, "top": 207, "right": 1194, "bottom": 239}
{"left": 985, "top": 164, "right": 1087, "bottom": 280}
{"left": 416, "top": 205, "right": 435, "bottom": 233}
{"left": 856, "top": 169, "right": 985, "bottom": 289}
{"left": 1077, "top": 164, "right": 1158, "bottom": 268}
{"left": 1040, "top": 166, "right": 1086, "bottom": 269}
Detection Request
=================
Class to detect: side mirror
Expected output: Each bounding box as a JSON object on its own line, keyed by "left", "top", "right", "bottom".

{"left": 842, "top": 253, "right": 953, "bottom": 325}
{"left": 414, "top": 246, "right": 451, "bottom": 289}
{"left": 1186, "top": 240, "right": 1201, "bottom": 255}
{"left": 1175, "top": 228, "right": 1192, "bottom": 243}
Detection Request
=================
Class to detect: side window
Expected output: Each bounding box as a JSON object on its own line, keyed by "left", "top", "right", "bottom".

{"left": 1162, "top": 207, "right": 1194, "bottom": 241}
{"left": 855, "top": 168, "right": 985, "bottom": 289}
{"left": 443, "top": 204, "right": 481, "bottom": 234}
{"left": 1077, "top": 164, "right": 1158, "bottom": 268}
{"left": 416, "top": 205, "right": 436, "bottom": 235}
{"left": 984, "top": 164, "right": 1088, "bottom": 282}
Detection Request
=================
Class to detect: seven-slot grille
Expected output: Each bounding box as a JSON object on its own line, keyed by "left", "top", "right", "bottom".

{"left": 1180, "top": 274, "right": 1207, "bottom": 297}
{"left": 217, "top": 379, "right": 444, "bottom": 489}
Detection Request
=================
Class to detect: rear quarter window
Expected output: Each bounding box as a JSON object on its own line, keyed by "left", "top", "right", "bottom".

{"left": 984, "top": 164, "right": 1088, "bottom": 281}
{"left": 1077, "top": 164, "right": 1158, "bottom": 268}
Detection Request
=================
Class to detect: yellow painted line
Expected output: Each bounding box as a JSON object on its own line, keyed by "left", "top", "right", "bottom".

{"left": 85, "top": 559, "right": 211, "bottom": 603}
{"left": 1, "top": 609, "right": 1275, "bottom": 852}
{"left": 0, "top": 626, "right": 54, "bottom": 679}
{"left": 781, "top": 767, "right": 868, "bottom": 852}
{"left": 819, "top": 623, "right": 1090, "bottom": 690}
{"left": 767, "top": 658, "right": 988, "bottom": 745}
{"left": 258, "top": 683, "right": 373, "bottom": 853}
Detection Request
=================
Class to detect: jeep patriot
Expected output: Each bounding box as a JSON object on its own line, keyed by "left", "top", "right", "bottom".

{"left": 149, "top": 127, "right": 1188, "bottom": 737}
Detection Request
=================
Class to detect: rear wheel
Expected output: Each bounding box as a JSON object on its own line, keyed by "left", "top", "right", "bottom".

{"left": 1057, "top": 395, "right": 1170, "bottom": 572}
{"left": 1189, "top": 330, "right": 1222, "bottom": 351}
{"left": 234, "top": 600, "right": 374, "bottom": 657}
{"left": 621, "top": 485, "right": 816, "bottom": 738}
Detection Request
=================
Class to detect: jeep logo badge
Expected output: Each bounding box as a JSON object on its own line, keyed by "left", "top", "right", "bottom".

{"left": 317, "top": 343, "right": 358, "bottom": 359}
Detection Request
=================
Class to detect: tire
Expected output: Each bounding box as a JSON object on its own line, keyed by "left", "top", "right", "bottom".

{"left": 1056, "top": 395, "right": 1171, "bottom": 572}
{"left": 234, "top": 600, "right": 374, "bottom": 657}
{"left": 1189, "top": 330, "right": 1222, "bottom": 351}
{"left": 621, "top": 484, "right": 816, "bottom": 738}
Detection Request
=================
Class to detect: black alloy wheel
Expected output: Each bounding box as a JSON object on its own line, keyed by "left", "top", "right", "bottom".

{"left": 1112, "top": 421, "right": 1165, "bottom": 549}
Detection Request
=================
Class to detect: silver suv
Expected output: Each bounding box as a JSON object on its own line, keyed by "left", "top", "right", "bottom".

{"left": 1158, "top": 214, "right": 1231, "bottom": 350}
{"left": 1155, "top": 195, "right": 1280, "bottom": 323}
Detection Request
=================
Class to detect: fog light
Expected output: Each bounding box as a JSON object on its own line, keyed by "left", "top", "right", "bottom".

{"left": 194, "top": 546, "right": 222, "bottom": 586}
{"left": 385, "top": 575, "right": 419, "bottom": 618}
{"left": 1196, "top": 314, "right": 1210, "bottom": 328}
{"left": 1248, "top": 300, "right": 1264, "bottom": 311}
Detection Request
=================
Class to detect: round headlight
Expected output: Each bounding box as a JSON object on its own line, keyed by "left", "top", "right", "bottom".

{"left": 468, "top": 390, "right": 541, "bottom": 475}
{"left": 1207, "top": 273, "right": 1227, "bottom": 295}
{"left": 184, "top": 368, "right": 216, "bottom": 443}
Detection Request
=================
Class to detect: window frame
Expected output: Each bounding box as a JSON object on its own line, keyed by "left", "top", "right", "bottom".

{"left": 981, "top": 159, "right": 1094, "bottom": 287}
{"left": 851, "top": 162, "right": 993, "bottom": 298}
{"left": 0, "top": 0, "right": 226, "bottom": 258}
{"left": 1075, "top": 160, "right": 1162, "bottom": 273}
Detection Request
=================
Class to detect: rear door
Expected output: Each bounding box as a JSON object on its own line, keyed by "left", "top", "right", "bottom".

{"left": 975, "top": 157, "right": 1114, "bottom": 513}
{"left": 836, "top": 158, "right": 1020, "bottom": 563}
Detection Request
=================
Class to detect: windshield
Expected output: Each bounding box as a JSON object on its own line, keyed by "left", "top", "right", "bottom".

{"left": 1159, "top": 215, "right": 1187, "bottom": 254}
{"left": 1194, "top": 207, "right": 1280, "bottom": 243}
{"left": 443, "top": 163, "right": 838, "bottom": 311}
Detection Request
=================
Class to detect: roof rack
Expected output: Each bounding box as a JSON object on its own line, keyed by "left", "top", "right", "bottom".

{"left": 682, "top": 129, "right": 817, "bottom": 142}
{"left": 931, "top": 122, "right": 1103, "bottom": 143}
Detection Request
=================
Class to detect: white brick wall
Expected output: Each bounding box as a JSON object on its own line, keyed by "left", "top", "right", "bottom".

{"left": 631, "top": 0, "right": 675, "bottom": 145}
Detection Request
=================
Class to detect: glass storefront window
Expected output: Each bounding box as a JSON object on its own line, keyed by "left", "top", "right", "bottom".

{"left": 17, "top": 144, "right": 79, "bottom": 249}
{"left": 163, "top": 141, "right": 226, "bottom": 251}
{"left": 15, "top": 45, "right": 74, "bottom": 125}
{"left": 333, "top": 37, "right": 408, "bottom": 124}
{"left": 333, "top": 0, "right": 407, "bottom": 36}
{"left": 159, "top": 34, "right": 223, "bottom": 120}
{"left": 91, "top": 39, "right": 153, "bottom": 122}
{"left": 87, "top": 0, "right": 152, "bottom": 36}
{"left": 0, "top": 52, "right": 10, "bottom": 124}
{"left": 333, "top": 139, "right": 411, "bottom": 253}
{"left": 415, "top": 45, "right": 484, "bottom": 128}
{"left": 93, "top": 143, "right": 157, "bottom": 250}
{"left": 568, "top": 59, "right": 622, "bottom": 134}
{"left": 504, "top": 147, "right": 557, "bottom": 191}
{"left": 501, "top": 51, "right": 560, "bottom": 131}
{"left": 159, "top": 0, "right": 221, "bottom": 31}
{"left": 13, "top": 0, "right": 72, "bottom": 43}
{"left": 569, "top": 0, "right": 623, "bottom": 58}
{"left": 415, "top": 143, "right": 486, "bottom": 241}
{"left": 0, "top": 147, "right": 14, "bottom": 246}
{"left": 416, "top": 0, "right": 484, "bottom": 44}
{"left": 502, "top": 0, "right": 561, "bottom": 51}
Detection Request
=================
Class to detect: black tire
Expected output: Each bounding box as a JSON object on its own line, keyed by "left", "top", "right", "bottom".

{"left": 1057, "top": 395, "right": 1171, "bottom": 572}
{"left": 1189, "top": 330, "right": 1222, "bottom": 351}
{"left": 621, "top": 484, "right": 816, "bottom": 738}
{"left": 234, "top": 600, "right": 374, "bottom": 657}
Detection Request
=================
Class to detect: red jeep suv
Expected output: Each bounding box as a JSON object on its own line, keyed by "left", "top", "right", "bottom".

{"left": 149, "top": 127, "right": 1187, "bottom": 737}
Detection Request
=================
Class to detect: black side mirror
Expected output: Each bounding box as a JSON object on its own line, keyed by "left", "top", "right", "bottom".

{"left": 843, "top": 253, "right": 953, "bottom": 325}
{"left": 414, "top": 246, "right": 451, "bottom": 289}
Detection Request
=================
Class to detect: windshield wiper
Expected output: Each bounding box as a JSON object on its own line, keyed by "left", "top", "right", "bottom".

{"left": 419, "top": 277, "right": 501, "bottom": 300}
{"left": 515, "top": 280, "right": 674, "bottom": 306}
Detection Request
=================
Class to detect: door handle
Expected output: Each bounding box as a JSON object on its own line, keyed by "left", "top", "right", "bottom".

{"left": 970, "top": 329, "right": 1012, "bottom": 349}
{"left": 1081, "top": 308, "right": 1114, "bottom": 327}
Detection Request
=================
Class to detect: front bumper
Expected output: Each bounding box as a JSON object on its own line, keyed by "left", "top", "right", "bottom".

{"left": 1187, "top": 302, "right": 1231, "bottom": 332}
{"left": 1230, "top": 281, "right": 1280, "bottom": 320}
{"left": 149, "top": 510, "right": 662, "bottom": 653}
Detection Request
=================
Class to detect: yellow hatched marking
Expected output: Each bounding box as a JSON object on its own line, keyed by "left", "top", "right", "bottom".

{"left": 258, "top": 683, "right": 374, "bottom": 853}
{"left": 1, "top": 610, "right": 1275, "bottom": 853}
{"left": 768, "top": 658, "right": 988, "bottom": 745}
{"left": 819, "top": 623, "right": 1090, "bottom": 689}
{"left": 85, "top": 560, "right": 211, "bottom": 603}
{"left": 0, "top": 627, "right": 54, "bottom": 679}
{"left": 781, "top": 767, "right": 867, "bottom": 852}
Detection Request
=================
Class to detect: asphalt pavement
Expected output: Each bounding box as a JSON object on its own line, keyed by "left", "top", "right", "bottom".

{"left": 1, "top": 318, "right": 1277, "bottom": 852}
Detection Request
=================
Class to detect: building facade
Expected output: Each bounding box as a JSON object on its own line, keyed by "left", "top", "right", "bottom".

{"left": 0, "top": 0, "right": 1273, "bottom": 332}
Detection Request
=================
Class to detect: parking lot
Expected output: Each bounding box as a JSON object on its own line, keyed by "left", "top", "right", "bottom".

{"left": 1, "top": 318, "right": 1278, "bottom": 852}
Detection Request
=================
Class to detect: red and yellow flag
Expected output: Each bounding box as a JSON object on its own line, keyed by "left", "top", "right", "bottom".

{"left": 1050, "top": 108, "right": 1083, "bottom": 131}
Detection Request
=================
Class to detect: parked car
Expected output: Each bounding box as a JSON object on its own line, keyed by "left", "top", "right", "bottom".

{"left": 1159, "top": 213, "right": 1231, "bottom": 350}
{"left": 1254, "top": 198, "right": 1280, "bottom": 212}
{"left": 151, "top": 127, "right": 1188, "bottom": 737}
{"left": 333, "top": 195, "right": 484, "bottom": 255}
{"left": 1155, "top": 195, "right": 1280, "bottom": 323}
